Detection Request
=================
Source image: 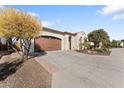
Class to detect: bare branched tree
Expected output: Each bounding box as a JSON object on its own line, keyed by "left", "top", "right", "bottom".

{"left": 0, "top": 8, "right": 42, "bottom": 61}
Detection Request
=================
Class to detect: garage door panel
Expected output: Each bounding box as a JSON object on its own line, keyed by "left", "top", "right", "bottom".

{"left": 35, "top": 36, "right": 61, "bottom": 51}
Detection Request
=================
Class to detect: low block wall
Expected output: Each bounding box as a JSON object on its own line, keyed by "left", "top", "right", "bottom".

{"left": 34, "top": 57, "right": 59, "bottom": 87}
{"left": 35, "top": 57, "right": 59, "bottom": 75}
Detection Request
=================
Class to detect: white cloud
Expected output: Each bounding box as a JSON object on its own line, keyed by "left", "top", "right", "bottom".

{"left": 28, "top": 12, "right": 39, "bottom": 17}
{"left": 42, "top": 18, "right": 62, "bottom": 27}
{"left": 42, "top": 20, "right": 54, "bottom": 27}
{"left": 27, "top": 12, "right": 62, "bottom": 27}
{"left": 113, "top": 14, "right": 124, "bottom": 20}
{"left": 28, "top": 12, "right": 55, "bottom": 27}
{"left": 99, "top": 5, "right": 124, "bottom": 15}
{"left": 99, "top": 5, "right": 124, "bottom": 20}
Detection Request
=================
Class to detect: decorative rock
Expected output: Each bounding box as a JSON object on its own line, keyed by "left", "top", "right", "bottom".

{"left": 11, "top": 52, "right": 21, "bottom": 59}
{"left": 0, "top": 55, "right": 10, "bottom": 64}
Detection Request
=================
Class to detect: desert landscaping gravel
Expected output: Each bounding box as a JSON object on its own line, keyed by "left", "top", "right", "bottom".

{"left": 0, "top": 55, "right": 52, "bottom": 88}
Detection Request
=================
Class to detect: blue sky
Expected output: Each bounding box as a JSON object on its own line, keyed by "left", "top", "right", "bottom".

{"left": 6, "top": 5, "right": 124, "bottom": 40}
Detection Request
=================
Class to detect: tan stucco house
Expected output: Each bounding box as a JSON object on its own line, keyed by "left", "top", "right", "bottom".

{"left": 0, "top": 27, "right": 86, "bottom": 52}
{"left": 31, "top": 27, "right": 86, "bottom": 52}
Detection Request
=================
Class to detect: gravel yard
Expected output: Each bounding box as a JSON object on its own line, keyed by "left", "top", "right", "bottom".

{"left": 0, "top": 55, "right": 52, "bottom": 88}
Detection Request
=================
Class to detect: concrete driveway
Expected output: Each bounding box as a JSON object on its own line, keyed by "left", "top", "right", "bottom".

{"left": 42, "top": 48, "right": 124, "bottom": 88}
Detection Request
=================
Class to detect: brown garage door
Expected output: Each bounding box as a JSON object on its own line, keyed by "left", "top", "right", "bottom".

{"left": 35, "top": 36, "right": 61, "bottom": 52}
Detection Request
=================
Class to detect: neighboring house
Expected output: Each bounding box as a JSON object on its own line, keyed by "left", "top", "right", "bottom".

{"left": 98, "top": 42, "right": 103, "bottom": 49}
{"left": 0, "top": 27, "right": 86, "bottom": 52}
{"left": 0, "top": 38, "right": 7, "bottom": 51}
{"left": 120, "top": 41, "right": 124, "bottom": 48}
{"left": 89, "top": 42, "right": 94, "bottom": 46}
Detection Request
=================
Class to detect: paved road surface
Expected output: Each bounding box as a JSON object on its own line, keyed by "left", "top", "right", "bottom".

{"left": 42, "top": 48, "right": 124, "bottom": 88}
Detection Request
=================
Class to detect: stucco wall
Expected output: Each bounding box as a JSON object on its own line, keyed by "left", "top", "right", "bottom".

{"left": 63, "top": 34, "right": 70, "bottom": 50}
{"left": 73, "top": 32, "right": 87, "bottom": 50}
{"left": 0, "top": 38, "right": 6, "bottom": 44}
{"left": 70, "top": 36, "right": 75, "bottom": 50}
{"left": 30, "top": 39, "right": 35, "bottom": 53}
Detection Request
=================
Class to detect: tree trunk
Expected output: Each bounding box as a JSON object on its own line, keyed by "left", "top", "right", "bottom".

{"left": 22, "top": 38, "right": 31, "bottom": 60}
{"left": 25, "top": 49, "right": 29, "bottom": 60}
{"left": 21, "top": 52, "right": 24, "bottom": 60}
